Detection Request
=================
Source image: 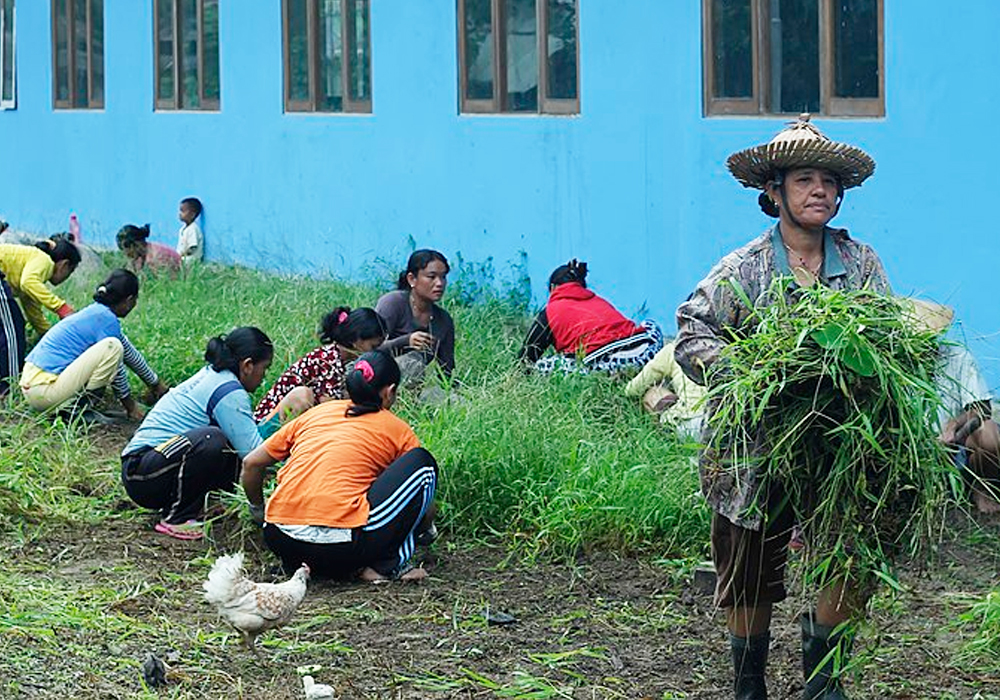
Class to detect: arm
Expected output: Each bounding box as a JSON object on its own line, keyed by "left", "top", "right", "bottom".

{"left": 375, "top": 293, "right": 413, "bottom": 353}
{"left": 241, "top": 443, "right": 280, "bottom": 520}
{"left": 213, "top": 391, "right": 264, "bottom": 458}
{"left": 435, "top": 310, "right": 455, "bottom": 375}
{"left": 675, "top": 264, "right": 747, "bottom": 386}
{"left": 18, "top": 255, "right": 71, "bottom": 325}
{"left": 518, "top": 309, "right": 554, "bottom": 364}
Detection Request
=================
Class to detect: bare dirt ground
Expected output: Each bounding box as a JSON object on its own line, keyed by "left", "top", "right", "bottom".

{"left": 3, "top": 506, "right": 1000, "bottom": 699}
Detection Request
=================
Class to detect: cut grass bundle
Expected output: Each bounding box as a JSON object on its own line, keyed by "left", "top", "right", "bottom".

{"left": 705, "top": 279, "right": 956, "bottom": 599}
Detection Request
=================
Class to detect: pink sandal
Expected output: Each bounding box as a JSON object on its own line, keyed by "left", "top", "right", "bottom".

{"left": 154, "top": 519, "right": 204, "bottom": 540}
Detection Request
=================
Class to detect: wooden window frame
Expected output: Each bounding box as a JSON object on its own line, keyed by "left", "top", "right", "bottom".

{"left": 457, "top": 0, "right": 580, "bottom": 115}
{"left": 702, "top": 0, "right": 884, "bottom": 118}
{"left": 282, "top": 0, "right": 372, "bottom": 114}
{"left": 51, "top": 0, "right": 104, "bottom": 110}
{"left": 153, "top": 0, "right": 219, "bottom": 111}
{"left": 0, "top": 0, "right": 15, "bottom": 109}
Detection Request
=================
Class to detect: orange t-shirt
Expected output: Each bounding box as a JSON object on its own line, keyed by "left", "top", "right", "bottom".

{"left": 263, "top": 400, "right": 421, "bottom": 528}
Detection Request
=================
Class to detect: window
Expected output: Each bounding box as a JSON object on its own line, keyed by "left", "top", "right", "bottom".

{"left": 458, "top": 0, "right": 579, "bottom": 115}
{"left": 52, "top": 0, "right": 104, "bottom": 109}
{"left": 154, "top": 0, "right": 220, "bottom": 110}
{"left": 702, "top": 0, "right": 883, "bottom": 117}
{"left": 1, "top": 0, "right": 14, "bottom": 109}
{"left": 282, "top": 0, "right": 371, "bottom": 113}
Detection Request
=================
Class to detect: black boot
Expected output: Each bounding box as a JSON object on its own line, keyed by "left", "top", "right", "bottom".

{"left": 730, "top": 632, "right": 769, "bottom": 699}
{"left": 801, "top": 613, "right": 851, "bottom": 700}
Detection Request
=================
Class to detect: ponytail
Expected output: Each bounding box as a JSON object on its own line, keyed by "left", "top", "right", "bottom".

{"left": 35, "top": 236, "right": 82, "bottom": 266}
{"left": 345, "top": 349, "right": 400, "bottom": 417}
{"left": 205, "top": 327, "right": 274, "bottom": 374}
{"left": 548, "top": 259, "right": 588, "bottom": 288}
{"left": 320, "top": 306, "right": 387, "bottom": 347}
{"left": 93, "top": 269, "right": 139, "bottom": 306}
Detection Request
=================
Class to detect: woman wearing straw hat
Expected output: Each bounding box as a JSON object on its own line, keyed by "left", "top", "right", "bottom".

{"left": 675, "top": 115, "right": 890, "bottom": 700}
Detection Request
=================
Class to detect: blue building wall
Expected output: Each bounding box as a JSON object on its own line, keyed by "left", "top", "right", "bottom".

{"left": 3, "top": 2, "right": 1000, "bottom": 384}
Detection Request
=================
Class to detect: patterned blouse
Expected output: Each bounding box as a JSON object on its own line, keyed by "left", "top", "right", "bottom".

{"left": 674, "top": 224, "right": 891, "bottom": 530}
{"left": 253, "top": 345, "right": 347, "bottom": 422}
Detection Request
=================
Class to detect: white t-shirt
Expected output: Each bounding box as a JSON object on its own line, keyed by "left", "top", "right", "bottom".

{"left": 177, "top": 221, "right": 203, "bottom": 262}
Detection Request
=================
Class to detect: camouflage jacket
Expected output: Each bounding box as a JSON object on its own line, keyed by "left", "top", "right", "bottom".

{"left": 674, "top": 224, "right": 891, "bottom": 530}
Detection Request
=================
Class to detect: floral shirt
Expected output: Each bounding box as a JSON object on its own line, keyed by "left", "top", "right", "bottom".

{"left": 674, "top": 224, "right": 891, "bottom": 530}
{"left": 253, "top": 345, "right": 346, "bottom": 422}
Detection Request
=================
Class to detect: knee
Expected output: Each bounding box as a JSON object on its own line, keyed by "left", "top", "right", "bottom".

{"left": 101, "top": 337, "right": 124, "bottom": 362}
{"left": 408, "top": 447, "right": 438, "bottom": 473}
{"left": 970, "top": 420, "right": 1000, "bottom": 455}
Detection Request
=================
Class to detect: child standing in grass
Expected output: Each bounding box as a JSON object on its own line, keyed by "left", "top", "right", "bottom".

{"left": 121, "top": 327, "right": 272, "bottom": 540}
{"left": 176, "top": 197, "right": 204, "bottom": 265}
{"left": 243, "top": 349, "right": 438, "bottom": 581}
{"left": 20, "top": 269, "right": 168, "bottom": 423}
{"left": 253, "top": 307, "right": 387, "bottom": 437}
{"left": 0, "top": 238, "right": 81, "bottom": 396}
{"left": 117, "top": 224, "right": 181, "bottom": 276}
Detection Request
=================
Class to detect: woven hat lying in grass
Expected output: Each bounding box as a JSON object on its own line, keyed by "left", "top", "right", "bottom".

{"left": 704, "top": 279, "right": 956, "bottom": 597}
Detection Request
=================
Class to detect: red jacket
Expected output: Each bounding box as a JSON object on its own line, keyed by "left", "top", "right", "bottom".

{"left": 546, "top": 283, "right": 641, "bottom": 355}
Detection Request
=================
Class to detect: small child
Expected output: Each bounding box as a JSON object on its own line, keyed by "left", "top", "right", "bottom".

{"left": 117, "top": 224, "right": 181, "bottom": 276}
{"left": 176, "top": 197, "right": 204, "bottom": 264}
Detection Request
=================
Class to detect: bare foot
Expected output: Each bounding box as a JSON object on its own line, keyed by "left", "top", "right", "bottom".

{"left": 973, "top": 490, "right": 1000, "bottom": 515}
{"left": 399, "top": 566, "right": 428, "bottom": 582}
{"left": 359, "top": 567, "right": 390, "bottom": 583}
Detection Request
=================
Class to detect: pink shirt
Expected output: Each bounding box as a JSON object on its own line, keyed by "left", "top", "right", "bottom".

{"left": 135, "top": 242, "right": 182, "bottom": 275}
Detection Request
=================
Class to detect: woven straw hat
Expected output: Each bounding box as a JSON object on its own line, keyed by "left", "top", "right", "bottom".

{"left": 726, "top": 114, "right": 875, "bottom": 190}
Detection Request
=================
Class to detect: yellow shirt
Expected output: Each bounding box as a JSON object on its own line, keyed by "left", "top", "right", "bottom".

{"left": 0, "top": 244, "right": 67, "bottom": 334}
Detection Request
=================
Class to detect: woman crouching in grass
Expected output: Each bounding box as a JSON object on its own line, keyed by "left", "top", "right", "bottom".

{"left": 120, "top": 327, "right": 273, "bottom": 540}
{"left": 252, "top": 306, "right": 387, "bottom": 438}
{"left": 20, "top": 269, "right": 168, "bottom": 423}
{"left": 242, "top": 349, "right": 439, "bottom": 582}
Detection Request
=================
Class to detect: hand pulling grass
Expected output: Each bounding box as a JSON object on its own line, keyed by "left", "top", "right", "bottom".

{"left": 705, "top": 278, "right": 957, "bottom": 603}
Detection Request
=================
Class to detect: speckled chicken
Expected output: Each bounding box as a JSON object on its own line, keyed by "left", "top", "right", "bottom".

{"left": 202, "top": 552, "right": 310, "bottom": 651}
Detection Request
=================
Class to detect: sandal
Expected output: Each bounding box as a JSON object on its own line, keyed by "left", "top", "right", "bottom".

{"left": 154, "top": 519, "right": 205, "bottom": 540}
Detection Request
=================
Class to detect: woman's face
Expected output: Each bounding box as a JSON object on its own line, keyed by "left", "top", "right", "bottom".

{"left": 238, "top": 356, "right": 272, "bottom": 393}
{"left": 353, "top": 335, "right": 384, "bottom": 353}
{"left": 407, "top": 261, "right": 448, "bottom": 304}
{"left": 773, "top": 168, "right": 839, "bottom": 230}
{"left": 50, "top": 260, "right": 77, "bottom": 285}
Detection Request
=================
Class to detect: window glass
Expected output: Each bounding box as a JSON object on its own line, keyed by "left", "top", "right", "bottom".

{"left": 72, "top": 0, "right": 88, "bottom": 107}
{"left": 317, "top": 0, "right": 343, "bottom": 111}
{"left": 834, "top": 0, "right": 878, "bottom": 98}
{"left": 545, "top": 0, "right": 576, "bottom": 100}
{"left": 55, "top": 0, "right": 69, "bottom": 102}
{"left": 179, "top": 0, "right": 199, "bottom": 107}
{"left": 156, "top": 0, "right": 175, "bottom": 101}
{"left": 348, "top": 0, "right": 370, "bottom": 102}
{"left": 771, "top": 0, "right": 819, "bottom": 114}
{"left": 505, "top": 0, "right": 537, "bottom": 112}
{"left": 464, "top": 0, "right": 493, "bottom": 100}
{"left": 286, "top": 0, "right": 309, "bottom": 103}
{"left": 711, "top": 0, "right": 752, "bottom": 98}
{"left": 202, "top": 0, "right": 220, "bottom": 102}
{"left": 90, "top": 0, "right": 102, "bottom": 103}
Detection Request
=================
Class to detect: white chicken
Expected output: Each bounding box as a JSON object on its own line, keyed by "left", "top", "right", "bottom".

{"left": 302, "top": 675, "right": 335, "bottom": 700}
{"left": 202, "top": 552, "right": 310, "bottom": 651}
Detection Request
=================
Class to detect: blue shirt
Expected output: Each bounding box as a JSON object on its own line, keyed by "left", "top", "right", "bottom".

{"left": 23, "top": 302, "right": 158, "bottom": 399}
{"left": 122, "top": 366, "right": 262, "bottom": 458}
{"left": 26, "top": 303, "right": 121, "bottom": 373}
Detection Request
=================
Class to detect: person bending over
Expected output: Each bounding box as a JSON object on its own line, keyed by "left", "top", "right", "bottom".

{"left": 253, "top": 306, "right": 387, "bottom": 437}
{"left": 519, "top": 259, "right": 663, "bottom": 374}
{"left": 242, "top": 349, "right": 439, "bottom": 582}
{"left": 116, "top": 224, "right": 181, "bottom": 276}
{"left": 121, "top": 327, "right": 273, "bottom": 540}
{"left": 20, "top": 269, "right": 167, "bottom": 423}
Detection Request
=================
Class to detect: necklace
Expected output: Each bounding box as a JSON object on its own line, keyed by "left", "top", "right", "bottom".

{"left": 784, "top": 243, "right": 823, "bottom": 287}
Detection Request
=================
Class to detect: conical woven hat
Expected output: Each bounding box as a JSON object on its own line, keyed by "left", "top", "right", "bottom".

{"left": 726, "top": 114, "right": 875, "bottom": 190}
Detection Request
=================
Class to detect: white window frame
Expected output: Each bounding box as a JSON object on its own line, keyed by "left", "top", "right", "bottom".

{"left": 0, "top": 0, "right": 15, "bottom": 110}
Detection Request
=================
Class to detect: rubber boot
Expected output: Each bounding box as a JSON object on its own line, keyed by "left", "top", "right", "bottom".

{"left": 730, "top": 632, "right": 769, "bottom": 700}
{"left": 801, "top": 613, "right": 851, "bottom": 700}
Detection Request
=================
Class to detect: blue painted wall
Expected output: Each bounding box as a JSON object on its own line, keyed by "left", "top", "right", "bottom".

{"left": 3, "top": 1, "right": 999, "bottom": 384}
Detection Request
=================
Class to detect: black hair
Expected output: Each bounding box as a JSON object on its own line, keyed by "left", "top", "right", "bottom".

{"left": 345, "top": 349, "right": 401, "bottom": 417}
{"left": 93, "top": 269, "right": 140, "bottom": 307}
{"left": 116, "top": 224, "right": 151, "bottom": 251}
{"left": 320, "top": 306, "right": 387, "bottom": 346}
{"left": 204, "top": 327, "right": 274, "bottom": 375}
{"left": 34, "top": 236, "right": 82, "bottom": 266}
{"left": 396, "top": 249, "right": 450, "bottom": 290}
{"left": 180, "top": 197, "right": 203, "bottom": 217}
{"left": 548, "top": 259, "right": 588, "bottom": 288}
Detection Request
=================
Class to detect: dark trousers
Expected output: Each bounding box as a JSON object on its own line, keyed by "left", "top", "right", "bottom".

{"left": 0, "top": 277, "right": 26, "bottom": 396}
{"left": 121, "top": 427, "right": 240, "bottom": 524}
{"left": 264, "top": 447, "right": 438, "bottom": 578}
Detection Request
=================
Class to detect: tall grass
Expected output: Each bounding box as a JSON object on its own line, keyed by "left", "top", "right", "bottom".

{"left": 1, "top": 255, "right": 707, "bottom": 560}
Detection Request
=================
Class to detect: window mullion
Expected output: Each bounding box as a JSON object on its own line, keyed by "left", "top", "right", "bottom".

{"left": 537, "top": 0, "right": 547, "bottom": 113}
{"left": 494, "top": 0, "right": 505, "bottom": 112}
{"left": 818, "top": 0, "right": 831, "bottom": 115}
{"left": 66, "top": 0, "right": 75, "bottom": 105}
{"left": 341, "top": 0, "right": 353, "bottom": 112}
{"left": 196, "top": 0, "right": 205, "bottom": 106}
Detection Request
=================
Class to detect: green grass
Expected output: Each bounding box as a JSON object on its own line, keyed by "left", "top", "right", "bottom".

{"left": 2, "top": 254, "right": 707, "bottom": 559}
